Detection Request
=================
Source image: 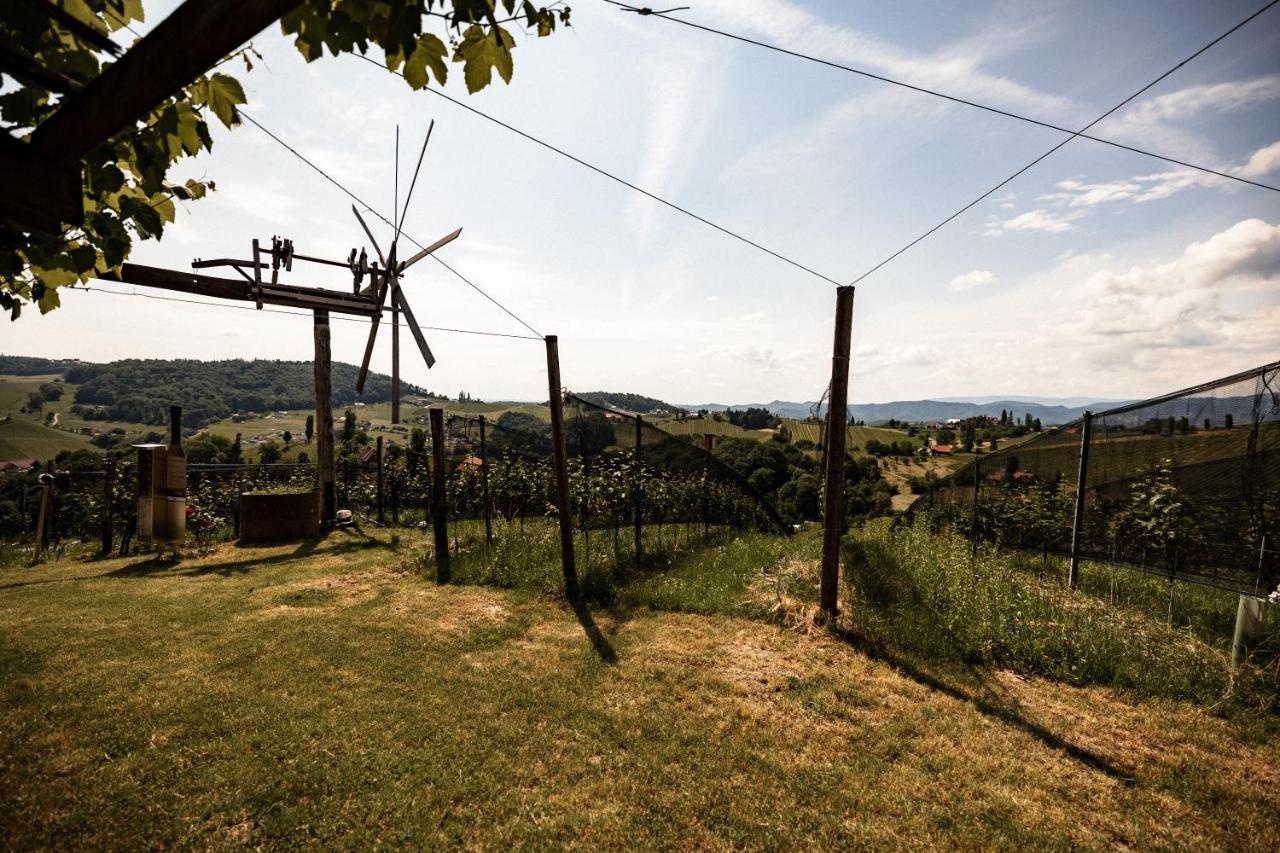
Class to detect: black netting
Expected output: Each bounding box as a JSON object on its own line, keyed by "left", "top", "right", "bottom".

{"left": 915, "top": 361, "right": 1280, "bottom": 595}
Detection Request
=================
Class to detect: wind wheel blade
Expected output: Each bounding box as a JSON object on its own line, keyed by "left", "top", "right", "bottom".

{"left": 351, "top": 205, "right": 387, "bottom": 267}
{"left": 355, "top": 311, "right": 382, "bottom": 393}
{"left": 394, "top": 286, "right": 436, "bottom": 369}
{"left": 398, "top": 228, "right": 462, "bottom": 273}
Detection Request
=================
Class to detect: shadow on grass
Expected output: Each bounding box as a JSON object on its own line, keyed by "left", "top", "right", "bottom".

{"left": 569, "top": 594, "right": 618, "bottom": 664}
{"left": 834, "top": 625, "right": 1135, "bottom": 783}
{"left": 0, "top": 527, "right": 401, "bottom": 589}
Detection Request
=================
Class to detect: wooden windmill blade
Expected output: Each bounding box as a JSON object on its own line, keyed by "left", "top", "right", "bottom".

{"left": 393, "top": 285, "right": 436, "bottom": 368}
{"left": 398, "top": 227, "right": 462, "bottom": 272}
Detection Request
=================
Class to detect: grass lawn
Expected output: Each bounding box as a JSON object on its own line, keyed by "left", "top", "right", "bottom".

{"left": 2, "top": 526, "right": 1278, "bottom": 847}
{"left": 0, "top": 415, "right": 94, "bottom": 460}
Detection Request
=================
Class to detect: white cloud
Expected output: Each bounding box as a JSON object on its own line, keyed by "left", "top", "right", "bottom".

{"left": 949, "top": 269, "right": 997, "bottom": 291}
{"left": 984, "top": 209, "right": 1082, "bottom": 236}
{"left": 1069, "top": 219, "right": 1280, "bottom": 367}
{"left": 1240, "top": 140, "right": 1280, "bottom": 179}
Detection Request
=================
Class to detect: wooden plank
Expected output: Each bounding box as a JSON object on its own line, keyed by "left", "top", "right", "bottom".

{"left": 820, "top": 286, "right": 855, "bottom": 618}
{"left": 31, "top": 0, "right": 302, "bottom": 165}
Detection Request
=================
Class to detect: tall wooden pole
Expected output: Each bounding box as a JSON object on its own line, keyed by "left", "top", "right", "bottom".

{"left": 480, "top": 415, "right": 493, "bottom": 546}
{"left": 391, "top": 299, "right": 401, "bottom": 425}
{"left": 545, "top": 335, "right": 579, "bottom": 598}
{"left": 31, "top": 481, "right": 51, "bottom": 566}
{"left": 429, "top": 407, "right": 451, "bottom": 582}
{"left": 313, "top": 309, "right": 336, "bottom": 526}
{"left": 634, "top": 414, "right": 643, "bottom": 564}
{"left": 820, "top": 286, "right": 855, "bottom": 618}
{"left": 375, "top": 435, "right": 385, "bottom": 525}
{"left": 1068, "top": 410, "right": 1094, "bottom": 590}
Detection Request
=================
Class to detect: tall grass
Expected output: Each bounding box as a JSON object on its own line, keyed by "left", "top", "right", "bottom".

{"left": 845, "top": 520, "right": 1279, "bottom": 710}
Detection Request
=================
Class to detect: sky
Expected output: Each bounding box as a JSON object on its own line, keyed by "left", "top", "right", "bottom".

{"left": 5, "top": 0, "right": 1280, "bottom": 405}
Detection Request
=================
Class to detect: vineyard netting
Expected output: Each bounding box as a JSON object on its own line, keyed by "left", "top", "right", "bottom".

{"left": 1, "top": 393, "right": 787, "bottom": 555}
{"left": 914, "top": 361, "right": 1280, "bottom": 595}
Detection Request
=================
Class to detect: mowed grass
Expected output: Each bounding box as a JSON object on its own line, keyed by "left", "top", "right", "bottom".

{"left": 3, "top": 527, "right": 1279, "bottom": 847}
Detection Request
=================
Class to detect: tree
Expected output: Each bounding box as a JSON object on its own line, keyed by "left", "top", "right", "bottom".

{"left": 1225, "top": 413, "right": 1234, "bottom": 430}
{"left": 258, "top": 440, "right": 282, "bottom": 464}
{"left": 342, "top": 408, "right": 357, "bottom": 442}
{"left": 26, "top": 392, "right": 44, "bottom": 412}
{"left": 282, "top": 430, "right": 293, "bottom": 446}
{"left": 1177, "top": 416, "right": 1189, "bottom": 435}
{"left": 305, "top": 414, "right": 315, "bottom": 443}
{"left": 2, "top": 1, "right": 571, "bottom": 320}
{"left": 39, "top": 382, "right": 64, "bottom": 401}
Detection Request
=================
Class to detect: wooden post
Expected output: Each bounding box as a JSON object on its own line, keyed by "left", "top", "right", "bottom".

{"left": 313, "top": 309, "right": 336, "bottom": 526}
{"left": 703, "top": 433, "right": 713, "bottom": 535}
{"left": 391, "top": 299, "right": 401, "bottom": 425}
{"left": 390, "top": 466, "right": 400, "bottom": 526}
{"left": 429, "top": 408, "right": 450, "bottom": 582}
{"left": 31, "top": 481, "right": 51, "bottom": 566}
{"left": 480, "top": 415, "right": 493, "bottom": 546}
{"left": 375, "top": 435, "right": 385, "bottom": 525}
{"left": 1068, "top": 410, "right": 1094, "bottom": 590}
{"left": 545, "top": 336, "right": 579, "bottom": 598}
{"left": 100, "top": 458, "right": 115, "bottom": 556}
{"left": 634, "top": 414, "right": 643, "bottom": 563}
{"left": 820, "top": 286, "right": 855, "bottom": 618}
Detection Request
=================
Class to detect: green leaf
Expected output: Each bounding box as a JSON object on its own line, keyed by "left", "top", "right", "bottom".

{"left": 404, "top": 33, "right": 448, "bottom": 89}
{"left": 204, "top": 73, "right": 246, "bottom": 128}
{"left": 453, "top": 24, "right": 515, "bottom": 94}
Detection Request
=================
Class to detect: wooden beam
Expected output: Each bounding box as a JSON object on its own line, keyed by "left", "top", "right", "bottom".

{"left": 0, "top": 137, "right": 82, "bottom": 233}
{"left": 31, "top": 0, "right": 302, "bottom": 165}
{"left": 98, "top": 263, "right": 380, "bottom": 316}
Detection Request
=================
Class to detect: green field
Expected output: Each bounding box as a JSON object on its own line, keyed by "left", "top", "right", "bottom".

{"left": 654, "top": 418, "right": 764, "bottom": 441}
{"left": 0, "top": 416, "right": 93, "bottom": 461}
{"left": 780, "top": 418, "right": 919, "bottom": 451}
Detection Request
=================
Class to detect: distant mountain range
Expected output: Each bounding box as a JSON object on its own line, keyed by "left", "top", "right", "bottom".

{"left": 682, "top": 398, "right": 1128, "bottom": 425}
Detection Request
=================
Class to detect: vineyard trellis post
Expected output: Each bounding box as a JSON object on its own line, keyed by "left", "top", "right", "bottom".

{"left": 545, "top": 335, "right": 579, "bottom": 598}
{"left": 376, "top": 436, "right": 385, "bottom": 525}
{"left": 634, "top": 414, "right": 643, "bottom": 565}
{"left": 1068, "top": 410, "right": 1094, "bottom": 590}
{"left": 429, "top": 408, "right": 450, "bottom": 583}
{"left": 479, "top": 415, "right": 493, "bottom": 546}
{"left": 820, "top": 285, "right": 855, "bottom": 618}
{"left": 313, "top": 309, "right": 336, "bottom": 525}
{"left": 970, "top": 457, "right": 982, "bottom": 559}
{"left": 100, "top": 458, "right": 116, "bottom": 556}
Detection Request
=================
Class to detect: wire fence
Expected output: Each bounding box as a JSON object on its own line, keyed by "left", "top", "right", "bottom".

{"left": 0, "top": 394, "right": 788, "bottom": 560}
{"left": 913, "top": 361, "right": 1280, "bottom": 596}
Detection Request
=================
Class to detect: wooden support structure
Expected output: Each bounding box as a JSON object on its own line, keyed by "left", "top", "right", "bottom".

{"left": 429, "top": 408, "right": 451, "bottom": 583}
{"left": 820, "top": 286, "right": 855, "bottom": 618}
{"left": 7, "top": 0, "right": 301, "bottom": 232}
{"left": 1068, "top": 410, "right": 1094, "bottom": 590}
{"left": 313, "top": 309, "right": 336, "bottom": 525}
{"left": 545, "top": 336, "right": 579, "bottom": 598}
{"left": 480, "top": 415, "right": 493, "bottom": 546}
{"left": 391, "top": 302, "right": 401, "bottom": 424}
{"left": 100, "top": 264, "right": 380, "bottom": 317}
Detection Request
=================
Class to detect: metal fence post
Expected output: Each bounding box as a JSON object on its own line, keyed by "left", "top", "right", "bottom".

{"left": 1068, "top": 410, "right": 1094, "bottom": 590}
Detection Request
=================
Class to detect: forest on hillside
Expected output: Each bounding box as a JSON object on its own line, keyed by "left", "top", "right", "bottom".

{"left": 573, "top": 391, "right": 682, "bottom": 415}
{"left": 3, "top": 357, "right": 426, "bottom": 429}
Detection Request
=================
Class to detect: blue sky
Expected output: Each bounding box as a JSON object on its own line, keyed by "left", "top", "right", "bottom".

{"left": 7, "top": 0, "right": 1280, "bottom": 404}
